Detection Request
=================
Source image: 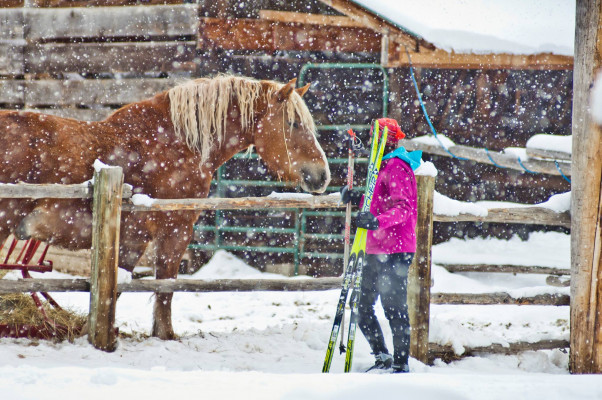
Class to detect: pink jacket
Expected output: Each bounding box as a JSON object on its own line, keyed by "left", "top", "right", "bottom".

{"left": 364, "top": 157, "right": 417, "bottom": 254}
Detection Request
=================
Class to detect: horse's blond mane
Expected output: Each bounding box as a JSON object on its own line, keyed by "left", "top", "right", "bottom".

{"left": 168, "top": 75, "right": 315, "bottom": 164}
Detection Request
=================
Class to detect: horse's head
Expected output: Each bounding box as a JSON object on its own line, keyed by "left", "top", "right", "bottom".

{"left": 254, "top": 78, "right": 331, "bottom": 193}
{"left": 168, "top": 75, "right": 330, "bottom": 193}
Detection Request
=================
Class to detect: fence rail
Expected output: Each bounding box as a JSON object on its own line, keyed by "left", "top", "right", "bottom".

{"left": 439, "top": 263, "right": 570, "bottom": 276}
{"left": 0, "top": 278, "right": 570, "bottom": 307}
{"left": 0, "top": 182, "right": 569, "bottom": 225}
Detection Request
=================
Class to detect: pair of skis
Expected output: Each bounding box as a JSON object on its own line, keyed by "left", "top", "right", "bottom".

{"left": 322, "top": 120, "right": 389, "bottom": 373}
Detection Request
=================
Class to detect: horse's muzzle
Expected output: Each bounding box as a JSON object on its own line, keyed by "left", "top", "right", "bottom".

{"left": 300, "top": 165, "right": 330, "bottom": 193}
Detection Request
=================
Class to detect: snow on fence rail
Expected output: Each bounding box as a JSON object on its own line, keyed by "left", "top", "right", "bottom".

{"left": 399, "top": 137, "right": 571, "bottom": 177}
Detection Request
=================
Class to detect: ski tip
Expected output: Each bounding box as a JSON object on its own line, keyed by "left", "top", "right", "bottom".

{"left": 347, "top": 128, "right": 355, "bottom": 138}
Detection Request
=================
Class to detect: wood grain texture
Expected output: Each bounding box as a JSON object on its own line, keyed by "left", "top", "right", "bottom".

{"left": 570, "top": 0, "right": 602, "bottom": 374}
{"left": 88, "top": 167, "right": 123, "bottom": 352}
{"left": 408, "top": 175, "right": 435, "bottom": 364}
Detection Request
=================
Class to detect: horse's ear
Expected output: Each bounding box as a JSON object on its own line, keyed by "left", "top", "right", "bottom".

{"left": 275, "top": 78, "right": 297, "bottom": 102}
{"left": 296, "top": 83, "right": 310, "bottom": 97}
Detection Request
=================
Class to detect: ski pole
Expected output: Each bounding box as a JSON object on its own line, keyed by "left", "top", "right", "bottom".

{"left": 339, "top": 128, "right": 357, "bottom": 354}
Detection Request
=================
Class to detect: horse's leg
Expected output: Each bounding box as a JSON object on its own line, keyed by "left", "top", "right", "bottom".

{"left": 118, "top": 212, "right": 152, "bottom": 273}
{"left": 151, "top": 215, "right": 196, "bottom": 340}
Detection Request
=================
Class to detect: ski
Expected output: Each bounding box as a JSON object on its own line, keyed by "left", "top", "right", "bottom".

{"left": 322, "top": 121, "right": 388, "bottom": 373}
{"left": 338, "top": 128, "right": 360, "bottom": 354}
{"left": 343, "top": 123, "right": 389, "bottom": 373}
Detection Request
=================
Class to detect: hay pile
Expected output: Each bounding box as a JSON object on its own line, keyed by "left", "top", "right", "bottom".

{"left": 0, "top": 242, "right": 87, "bottom": 341}
{"left": 0, "top": 291, "right": 86, "bottom": 341}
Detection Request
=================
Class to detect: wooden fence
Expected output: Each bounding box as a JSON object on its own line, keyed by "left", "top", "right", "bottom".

{"left": 0, "top": 172, "right": 571, "bottom": 362}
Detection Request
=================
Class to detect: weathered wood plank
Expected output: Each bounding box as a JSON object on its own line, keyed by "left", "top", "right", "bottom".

{"left": 0, "top": 80, "right": 24, "bottom": 103}
{"left": 429, "top": 340, "right": 569, "bottom": 363}
{"left": 438, "top": 263, "right": 571, "bottom": 276}
{"left": 399, "top": 138, "right": 572, "bottom": 176}
{"left": 0, "top": 9, "right": 24, "bottom": 40}
{"left": 259, "top": 10, "right": 364, "bottom": 28}
{"left": 0, "top": 183, "right": 91, "bottom": 198}
{"left": 526, "top": 147, "right": 571, "bottom": 161}
{"left": 431, "top": 292, "right": 570, "bottom": 306}
{"left": 25, "top": 41, "right": 197, "bottom": 74}
{"left": 570, "top": 0, "right": 602, "bottom": 374}
{"left": 546, "top": 276, "right": 571, "bottom": 287}
{"left": 0, "top": 278, "right": 571, "bottom": 307}
{"left": 123, "top": 195, "right": 346, "bottom": 212}
{"left": 0, "top": 42, "right": 24, "bottom": 75}
{"left": 388, "top": 46, "right": 574, "bottom": 70}
{"left": 199, "top": 17, "right": 381, "bottom": 53}
{"left": 20, "top": 4, "right": 197, "bottom": 40}
{"left": 88, "top": 166, "right": 123, "bottom": 352}
{"left": 0, "top": 182, "right": 132, "bottom": 199}
{"left": 22, "top": 78, "right": 178, "bottom": 106}
{"left": 0, "top": 277, "right": 344, "bottom": 293}
{"left": 0, "top": 279, "right": 89, "bottom": 293}
{"left": 434, "top": 207, "right": 571, "bottom": 228}
{"left": 120, "top": 277, "right": 344, "bottom": 292}
{"left": 408, "top": 175, "right": 435, "bottom": 364}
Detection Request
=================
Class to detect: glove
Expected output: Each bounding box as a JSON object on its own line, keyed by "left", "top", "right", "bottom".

{"left": 340, "top": 186, "right": 363, "bottom": 206}
{"left": 356, "top": 211, "right": 379, "bottom": 230}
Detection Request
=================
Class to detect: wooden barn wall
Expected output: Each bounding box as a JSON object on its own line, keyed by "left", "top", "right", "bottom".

{"left": 0, "top": 2, "right": 573, "bottom": 272}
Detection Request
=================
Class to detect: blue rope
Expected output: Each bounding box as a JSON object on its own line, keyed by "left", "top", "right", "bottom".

{"left": 485, "top": 148, "right": 505, "bottom": 169}
{"left": 406, "top": 57, "right": 468, "bottom": 161}
{"left": 555, "top": 160, "right": 571, "bottom": 183}
{"left": 517, "top": 157, "right": 536, "bottom": 173}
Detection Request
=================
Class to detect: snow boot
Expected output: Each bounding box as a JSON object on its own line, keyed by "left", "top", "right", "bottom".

{"left": 365, "top": 352, "right": 393, "bottom": 372}
{"left": 391, "top": 363, "right": 410, "bottom": 373}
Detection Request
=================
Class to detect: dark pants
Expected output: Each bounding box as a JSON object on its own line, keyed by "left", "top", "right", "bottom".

{"left": 357, "top": 252, "right": 414, "bottom": 367}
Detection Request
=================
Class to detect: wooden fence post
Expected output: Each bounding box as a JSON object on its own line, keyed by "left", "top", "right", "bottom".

{"left": 408, "top": 174, "right": 435, "bottom": 364}
{"left": 88, "top": 166, "right": 123, "bottom": 352}
{"left": 570, "top": 0, "right": 602, "bottom": 374}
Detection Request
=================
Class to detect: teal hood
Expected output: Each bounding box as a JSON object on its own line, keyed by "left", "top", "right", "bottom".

{"left": 382, "top": 147, "right": 422, "bottom": 171}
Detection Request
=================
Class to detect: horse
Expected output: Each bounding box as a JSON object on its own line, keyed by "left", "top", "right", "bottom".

{"left": 0, "top": 74, "right": 331, "bottom": 339}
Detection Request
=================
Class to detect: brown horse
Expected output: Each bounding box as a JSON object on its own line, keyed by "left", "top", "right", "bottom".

{"left": 0, "top": 74, "right": 330, "bottom": 339}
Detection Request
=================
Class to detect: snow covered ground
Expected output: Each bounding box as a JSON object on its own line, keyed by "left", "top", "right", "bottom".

{"left": 2, "top": 231, "right": 601, "bottom": 399}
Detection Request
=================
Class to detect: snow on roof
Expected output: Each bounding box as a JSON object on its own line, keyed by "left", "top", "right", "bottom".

{"left": 350, "top": 0, "right": 575, "bottom": 56}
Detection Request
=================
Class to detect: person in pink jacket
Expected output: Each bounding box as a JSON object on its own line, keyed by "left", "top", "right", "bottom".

{"left": 341, "top": 118, "right": 422, "bottom": 373}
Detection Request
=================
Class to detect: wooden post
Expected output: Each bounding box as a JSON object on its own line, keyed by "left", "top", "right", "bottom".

{"left": 570, "top": 0, "right": 602, "bottom": 374}
{"left": 88, "top": 166, "right": 124, "bottom": 352}
{"left": 408, "top": 175, "right": 435, "bottom": 364}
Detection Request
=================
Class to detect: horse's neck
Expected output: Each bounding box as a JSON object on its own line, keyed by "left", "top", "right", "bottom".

{"left": 203, "top": 127, "right": 254, "bottom": 175}
{"left": 106, "top": 92, "right": 255, "bottom": 177}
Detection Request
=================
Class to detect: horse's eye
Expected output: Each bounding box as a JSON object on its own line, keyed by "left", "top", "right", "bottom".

{"left": 288, "top": 121, "right": 300, "bottom": 129}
